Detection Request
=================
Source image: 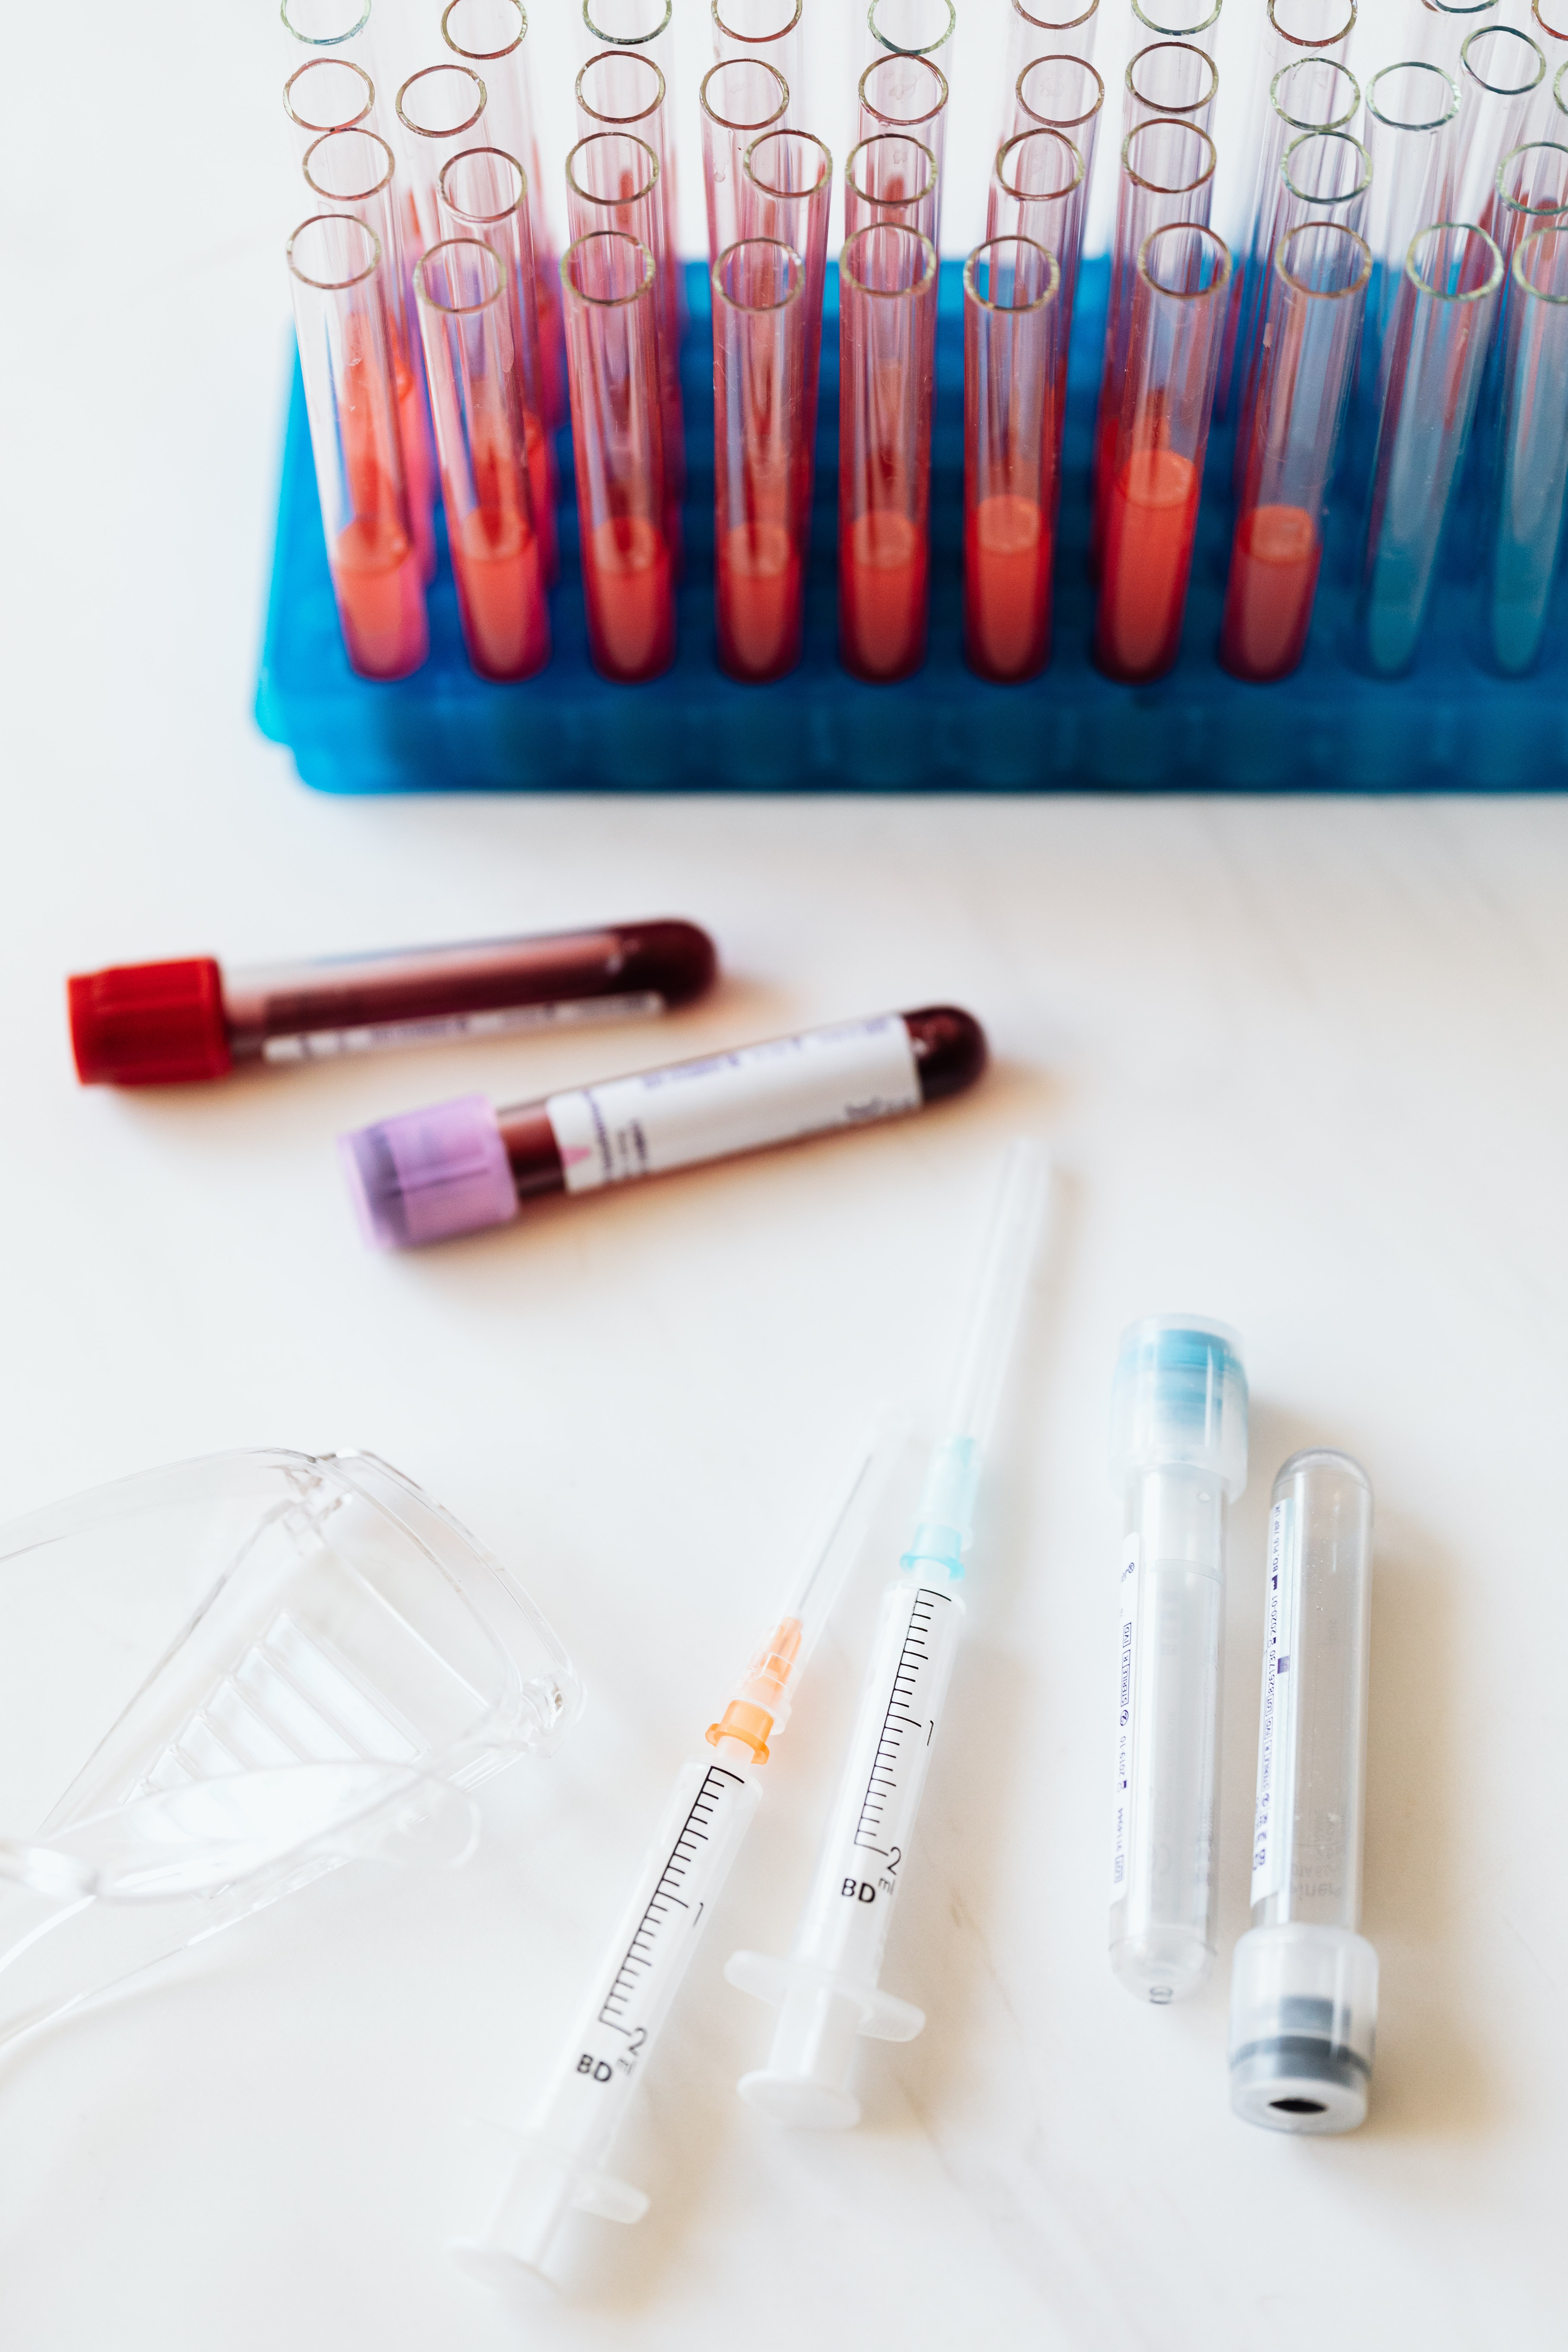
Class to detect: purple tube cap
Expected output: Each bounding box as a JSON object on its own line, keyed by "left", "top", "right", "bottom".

{"left": 338, "top": 1094, "right": 520, "bottom": 1250}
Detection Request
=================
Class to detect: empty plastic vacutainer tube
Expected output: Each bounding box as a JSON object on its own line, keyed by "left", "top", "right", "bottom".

{"left": 1109, "top": 1316, "right": 1248, "bottom": 2002}
{"left": 1230, "top": 1450, "right": 1376, "bottom": 2132}
{"left": 0, "top": 1450, "right": 578, "bottom": 2063}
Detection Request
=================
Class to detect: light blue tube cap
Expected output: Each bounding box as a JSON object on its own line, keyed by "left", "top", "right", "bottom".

{"left": 1109, "top": 1314, "right": 1248, "bottom": 1497}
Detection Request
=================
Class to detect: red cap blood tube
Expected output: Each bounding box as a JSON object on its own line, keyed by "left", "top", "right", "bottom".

{"left": 338, "top": 1004, "right": 988, "bottom": 1249}
{"left": 67, "top": 919, "right": 717, "bottom": 1088}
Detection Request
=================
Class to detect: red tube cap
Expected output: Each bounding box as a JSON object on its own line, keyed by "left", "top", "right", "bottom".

{"left": 68, "top": 958, "right": 233, "bottom": 1086}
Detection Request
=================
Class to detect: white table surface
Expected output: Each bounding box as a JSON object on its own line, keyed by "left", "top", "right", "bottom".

{"left": 4, "top": 8, "right": 1568, "bottom": 2350}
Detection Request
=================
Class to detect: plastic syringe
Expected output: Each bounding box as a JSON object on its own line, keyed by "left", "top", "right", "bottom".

{"left": 451, "top": 1418, "right": 901, "bottom": 2297}
{"left": 727, "top": 1138, "right": 1049, "bottom": 2128}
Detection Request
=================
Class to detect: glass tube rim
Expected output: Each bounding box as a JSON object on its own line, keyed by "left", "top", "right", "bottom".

{"left": 566, "top": 129, "right": 661, "bottom": 208}
{"left": 1557, "top": 56, "right": 1568, "bottom": 109}
{"left": 962, "top": 231, "right": 1061, "bottom": 313}
{"left": 280, "top": 0, "right": 370, "bottom": 51}
{"left": 1535, "top": 0, "right": 1568, "bottom": 46}
{"left": 1513, "top": 220, "right": 1568, "bottom": 298}
{"left": 866, "top": 0, "right": 957, "bottom": 59}
{"left": 1460, "top": 24, "right": 1547, "bottom": 97}
{"left": 700, "top": 58, "right": 790, "bottom": 131}
{"left": 1016, "top": 54, "right": 1105, "bottom": 130}
{"left": 1120, "top": 118, "right": 1218, "bottom": 194}
{"left": 397, "top": 65, "right": 488, "bottom": 140}
{"left": 1365, "top": 57, "right": 1459, "bottom": 131}
{"left": 1271, "top": 55, "right": 1360, "bottom": 129}
{"left": 711, "top": 234, "right": 806, "bottom": 312}
{"left": 284, "top": 57, "right": 375, "bottom": 134}
{"left": 745, "top": 127, "right": 833, "bottom": 198}
{"left": 582, "top": 0, "right": 673, "bottom": 47}
{"left": 1125, "top": 40, "right": 1219, "bottom": 115}
{"left": 712, "top": 0, "right": 803, "bottom": 44}
{"left": 1131, "top": 0, "right": 1223, "bottom": 40}
{"left": 441, "top": 0, "right": 525, "bottom": 61}
{"left": 1268, "top": 0, "right": 1356, "bottom": 49}
{"left": 1404, "top": 218, "right": 1504, "bottom": 300}
{"left": 416, "top": 234, "right": 506, "bottom": 314}
{"left": 1273, "top": 217, "right": 1372, "bottom": 299}
{"left": 839, "top": 218, "right": 939, "bottom": 298}
{"left": 1496, "top": 139, "right": 1568, "bottom": 215}
{"left": 303, "top": 126, "right": 396, "bottom": 203}
{"left": 1280, "top": 127, "right": 1373, "bottom": 206}
{"left": 846, "top": 133, "right": 939, "bottom": 206}
{"left": 1011, "top": 0, "right": 1099, "bottom": 33}
{"left": 1137, "top": 217, "right": 1230, "bottom": 298}
{"left": 577, "top": 50, "right": 667, "bottom": 125}
{"left": 287, "top": 209, "right": 382, "bottom": 289}
{"left": 858, "top": 54, "right": 950, "bottom": 127}
{"left": 996, "top": 126, "right": 1086, "bottom": 202}
{"left": 561, "top": 226, "right": 657, "bottom": 305}
{"left": 1428, "top": 0, "right": 1497, "bottom": 18}
{"left": 440, "top": 144, "right": 529, "bottom": 222}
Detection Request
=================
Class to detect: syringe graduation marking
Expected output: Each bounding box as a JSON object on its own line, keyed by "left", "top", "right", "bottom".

{"left": 854, "top": 1588, "right": 953, "bottom": 1855}
{"left": 598, "top": 1765, "right": 746, "bottom": 2034}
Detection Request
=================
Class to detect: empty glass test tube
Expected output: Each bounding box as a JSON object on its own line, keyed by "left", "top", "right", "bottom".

{"left": 1454, "top": 26, "right": 1548, "bottom": 226}
{"left": 287, "top": 214, "right": 428, "bottom": 681}
{"left": 1361, "top": 61, "right": 1460, "bottom": 396}
{"left": 1357, "top": 220, "right": 1503, "bottom": 673}
{"left": 562, "top": 230, "right": 676, "bottom": 683}
{"left": 1124, "top": 41, "right": 1219, "bottom": 132}
{"left": 1230, "top": 1451, "right": 1376, "bottom": 2133}
{"left": 839, "top": 224, "right": 940, "bottom": 683}
{"left": 1222, "top": 222, "right": 1370, "bottom": 681}
{"left": 1006, "top": 0, "right": 1101, "bottom": 84}
{"left": 1488, "top": 225, "right": 1568, "bottom": 671}
{"left": 700, "top": 59, "right": 790, "bottom": 264}
{"left": 1095, "top": 222, "right": 1230, "bottom": 684}
{"left": 1109, "top": 1317, "right": 1248, "bottom": 2003}
{"left": 964, "top": 237, "right": 1062, "bottom": 682}
{"left": 713, "top": 240, "right": 808, "bottom": 682}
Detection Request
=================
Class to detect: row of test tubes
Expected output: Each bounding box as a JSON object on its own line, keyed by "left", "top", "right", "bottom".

{"left": 274, "top": 0, "right": 1568, "bottom": 694}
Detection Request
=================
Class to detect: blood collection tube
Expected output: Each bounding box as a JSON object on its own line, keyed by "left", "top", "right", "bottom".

{"left": 287, "top": 213, "right": 428, "bottom": 682}
{"left": 1123, "top": 41, "right": 1219, "bottom": 132}
{"left": 1095, "top": 221, "right": 1229, "bottom": 684}
{"left": 713, "top": 239, "right": 808, "bottom": 683}
{"left": 1221, "top": 222, "right": 1370, "bottom": 682}
{"left": 700, "top": 59, "right": 790, "bottom": 265}
{"left": 1108, "top": 1317, "right": 1248, "bottom": 2004}
{"left": 1357, "top": 221, "right": 1503, "bottom": 675}
{"left": 561, "top": 230, "right": 675, "bottom": 684}
{"left": 1006, "top": 0, "right": 1101, "bottom": 85}
{"left": 713, "top": 0, "right": 806, "bottom": 123}
{"left": 741, "top": 129, "right": 833, "bottom": 509}
{"left": 416, "top": 238, "right": 550, "bottom": 682}
{"left": 67, "top": 920, "right": 715, "bottom": 1087}
{"left": 838, "top": 224, "right": 940, "bottom": 685}
{"left": 1229, "top": 1451, "right": 1377, "bottom": 2133}
{"left": 1361, "top": 62, "right": 1460, "bottom": 399}
{"left": 564, "top": 136, "right": 684, "bottom": 563}
{"left": 438, "top": 146, "right": 559, "bottom": 583}
{"left": 858, "top": 56, "right": 951, "bottom": 234}
{"left": 1487, "top": 225, "right": 1568, "bottom": 672}
{"left": 338, "top": 1006, "right": 988, "bottom": 1249}
{"left": 1225, "top": 56, "right": 1359, "bottom": 421}
{"left": 963, "top": 237, "right": 1061, "bottom": 683}
{"left": 845, "top": 134, "right": 941, "bottom": 244}
{"left": 1454, "top": 26, "right": 1549, "bottom": 226}
{"left": 1011, "top": 54, "right": 1105, "bottom": 178}
{"left": 283, "top": 56, "right": 378, "bottom": 159}
{"left": 441, "top": 0, "right": 565, "bottom": 429}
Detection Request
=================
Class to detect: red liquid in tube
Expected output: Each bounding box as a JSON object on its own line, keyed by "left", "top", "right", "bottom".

{"left": 449, "top": 429, "right": 551, "bottom": 682}
{"left": 1094, "top": 447, "right": 1200, "bottom": 683}
{"left": 331, "top": 509, "right": 429, "bottom": 681}
{"left": 840, "top": 511, "right": 928, "bottom": 683}
{"left": 583, "top": 515, "right": 676, "bottom": 683}
{"left": 1218, "top": 503, "right": 1321, "bottom": 682}
{"left": 718, "top": 522, "right": 802, "bottom": 682}
{"left": 965, "top": 494, "right": 1053, "bottom": 683}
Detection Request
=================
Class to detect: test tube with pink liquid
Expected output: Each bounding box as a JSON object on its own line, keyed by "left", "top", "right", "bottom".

{"left": 964, "top": 235, "right": 1062, "bottom": 683}
{"left": 713, "top": 239, "right": 809, "bottom": 682}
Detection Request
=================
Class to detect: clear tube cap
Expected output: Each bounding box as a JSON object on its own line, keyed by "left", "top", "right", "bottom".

{"left": 339, "top": 1093, "right": 519, "bottom": 1248}
{"left": 1229, "top": 1923, "right": 1378, "bottom": 2133}
{"left": 1109, "top": 1313, "right": 1248, "bottom": 1495}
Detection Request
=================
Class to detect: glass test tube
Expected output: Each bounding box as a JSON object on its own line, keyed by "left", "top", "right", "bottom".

{"left": 700, "top": 59, "right": 790, "bottom": 265}
{"left": 288, "top": 213, "right": 428, "bottom": 681}
{"left": 280, "top": 0, "right": 372, "bottom": 59}
{"left": 1221, "top": 222, "right": 1370, "bottom": 680}
{"left": 963, "top": 236, "right": 1062, "bottom": 683}
{"left": 1229, "top": 1452, "right": 1377, "bottom": 2134}
{"left": 846, "top": 134, "right": 941, "bottom": 243}
{"left": 416, "top": 238, "right": 550, "bottom": 681}
{"left": 1094, "top": 221, "right": 1230, "bottom": 684}
{"left": 576, "top": 50, "right": 683, "bottom": 382}
{"left": 1454, "top": 26, "right": 1548, "bottom": 226}
{"left": 1488, "top": 224, "right": 1568, "bottom": 671}
{"left": 838, "top": 223, "right": 940, "bottom": 684}
{"left": 858, "top": 55, "right": 951, "bottom": 202}
{"left": 1362, "top": 61, "right": 1460, "bottom": 396}
{"left": 1225, "top": 55, "right": 1360, "bottom": 417}
{"left": 1012, "top": 54, "right": 1105, "bottom": 176}
{"left": 713, "top": 239, "right": 809, "bottom": 683}
{"left": 1108, "top": 1318, "right": 1247, "bottom": 2004}
{"left": 1130, "top": 0, "right": 1223, "bottom": 55}
{"left": 395, "top": 63, "right": 490, "bottom": 253}
{"left": 565, "top": 132, "right": 685, "bottom": 552}
{"left": 1410, "top": 0, "right": 1502, "bottom": 73}
{"left": 1357, "top": 220, "right": 1503, "bottom": 674}
{"left": 1006, "top": 0, "right": 1100, "bottom": 87}
{"left": 713, "top": 0, "right": 806, "bottom": 122}
{"left": 1486, "top": 134, "right": 1568, "bottom": 259}
{"left": 987, "top": 131, "right": 1088, "bottom": 404}
{"left": 577, "top": 0, "right": 681, "bottom": 330}
{"left": 441, "top": 0, "right": 565, "bottom": 430}
{"left": 1540, "top": 0, "right": 1568, "bottom": 48}
{"left": 562, "top": 230, "right": 675, "bottom": 683}
{"left": 438, "top": 146, "right": 560, "bottom": 582}
{"left": 862, "top": 0, "right": 957, "bottom": 76}
{"left": 1233, "top": 127, "right": 1372, "bottom": 471}
{"left": 283, "top": 57, "right": 377, "bottom": 160}
{"left": 742, "top": 131, "right": 833, "bottom": 478}
{"left": 1124, "top": 42, "right": 1219, "bottom": 133}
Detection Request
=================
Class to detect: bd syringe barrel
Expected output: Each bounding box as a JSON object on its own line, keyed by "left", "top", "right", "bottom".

{"left": 1230, "top": 1449, "right": 1377, "bottom": 2133}
{"left": 1108, "top": 1315, "right": 1247, "bottom": 2003}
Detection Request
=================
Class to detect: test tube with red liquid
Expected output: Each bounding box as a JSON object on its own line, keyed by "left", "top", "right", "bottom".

{"left": 339, "top": 1006, "right": 987, "bottom": 1249}
{"left": 1094, "top": 220, "right": 1230, "bottom": 685}
{"left": 713, "top": 239, "right": 809, "bottom": 683}
{"left": 964, "top": 236, "right": 1061, "bottom": 684}
{"left": 562, "top": 230, "right": 676, "bottom": 684}
{"left": 438, "top": 145, "right": 559, "bottom": 583}
{"left": 68, "top": 920, "right": 715, "bottom": 1087}
{"left": 1221, "top": 222, "right": 1369, "bottom": 684}
{"left": 700, "top": 59, "right": 790, "bottom": 266}
{"left": 288, "top": 213, "right": 428, "bottom": 681}
{"left": 838, "top": 223, "right": 940, "bottom": 684}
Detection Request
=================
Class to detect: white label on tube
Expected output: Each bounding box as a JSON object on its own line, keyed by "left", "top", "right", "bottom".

{"left": 260, "top": 990, "right": 665, "bottom": 1062}
{"left": 544, "top": 1015, "right": 922, "bottom": 1193}
{"left": 1110, "top": 1537, "right": 1140, "bottom": 1905}
{"left": 1251, "top": 1499, "right": 1300, "bottom": 1908}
